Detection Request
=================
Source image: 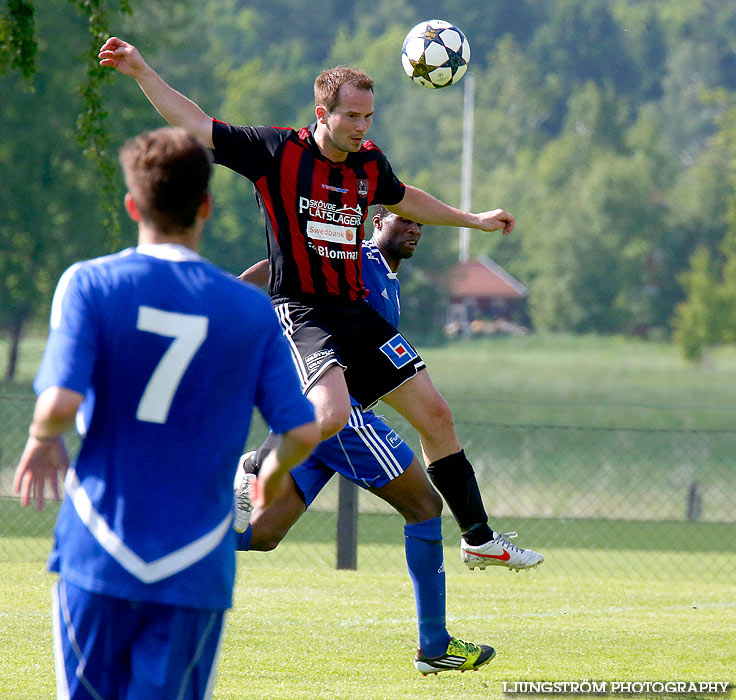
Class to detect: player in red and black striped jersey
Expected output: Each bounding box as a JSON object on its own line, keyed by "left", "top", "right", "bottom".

{"left": 212, "top": 120, "right": 404, "bottom": 302}
{"left": 100, "top": 37, "right": 543, "bottom": 572}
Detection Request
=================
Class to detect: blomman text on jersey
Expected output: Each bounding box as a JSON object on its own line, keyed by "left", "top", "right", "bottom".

{"left": 308, "top": 241, "right": 360, "bottom": 260}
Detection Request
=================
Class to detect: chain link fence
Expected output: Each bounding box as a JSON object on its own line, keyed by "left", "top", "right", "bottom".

{"left": 1, "top": 393, "right": 735, "bottom": 580}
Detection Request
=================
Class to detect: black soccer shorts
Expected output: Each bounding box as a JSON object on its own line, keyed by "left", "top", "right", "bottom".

{"left": 272, "top": 296, "right": 426, "bottom": 409}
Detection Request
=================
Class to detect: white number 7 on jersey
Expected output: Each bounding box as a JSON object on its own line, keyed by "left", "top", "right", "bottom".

{"left": 136, "top": 306, "right": 209, "bottom": 424}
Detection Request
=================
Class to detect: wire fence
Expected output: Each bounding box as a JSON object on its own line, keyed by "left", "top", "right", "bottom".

{"left": 1, "top": 392, "right": 735, "bottom": 580}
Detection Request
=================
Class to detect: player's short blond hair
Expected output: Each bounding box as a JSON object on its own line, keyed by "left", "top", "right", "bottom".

{"left": 314, "top": 66, "right": 374, "bottom": 112}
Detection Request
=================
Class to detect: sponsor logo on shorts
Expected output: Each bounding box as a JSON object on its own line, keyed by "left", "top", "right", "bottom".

{"left": 379, "top": 334, "right": 418, "bottom": 369}
{"left": 305, "top": 349, "right": 336, "bottom": 373}
{"left": 386, "top": 430, "right": 403, "bottom": 448}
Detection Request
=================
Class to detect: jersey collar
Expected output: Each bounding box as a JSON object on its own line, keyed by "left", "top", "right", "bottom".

{"left": 365, "top": 239, "right": 398, "bottom": 279}
{"left": 300, "top": 122, "right": 361, "bottom": 166}
{"left": 136, "top": 243, "right": 203, "bottom": 262}
{"left": 299, "top": 122, "right": 325, "bottom": 160}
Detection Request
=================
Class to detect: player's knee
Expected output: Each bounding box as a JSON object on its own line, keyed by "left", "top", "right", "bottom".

{"left": 317, "top": 403, "right": 351, "bottom": 440}
{"left": 249, "top": 519, "right": 290, "bottom": 552}
{"left": 256, "top": 536, "right": 281, "bottom": 552}
{"left": 404, "top": 488, "right": 443, "bottom": 523}
{"left": 422, "top": 393, "right": 454, "bottom": 432}
{"left": 423, "top": 488, "right": 443, "bottom": 520}
{"left": 429, "top": 488, "right": 443, "bottom": 517}
{"left": 250, "top": 530, "right": 285, "bottom": 552}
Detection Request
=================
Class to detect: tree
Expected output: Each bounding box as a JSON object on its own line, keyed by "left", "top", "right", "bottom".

{"left": 673, "top": 248, "right": 724, "bottom": 362}
{"left": 673, "top": 90, "right": 736, "bottom": 361}
{"left": 0, "top": 0, "right": 131, "bottom": 380}
{"left": 0, "top": 0, "right": 36, "bottom": 78}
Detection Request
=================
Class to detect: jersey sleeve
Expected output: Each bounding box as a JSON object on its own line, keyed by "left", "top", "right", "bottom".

{"left": 34, "top": 263, "right": 98, "bottom": 397}
{"left": 371, "top": 153, "right": 406, "bottom": 206}
{"left": 253, "top": 306, "right": 315, "bottom": 435}
{"left": 211, "top": 121, "right": 290, "bottom": 182}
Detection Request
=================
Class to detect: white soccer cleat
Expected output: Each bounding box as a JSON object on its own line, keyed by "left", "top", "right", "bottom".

{"left": 233, "top": 452, "right": 257, "bottom": 533}
{"left": 461, "top": 531, "right": 544, "bottom": 572}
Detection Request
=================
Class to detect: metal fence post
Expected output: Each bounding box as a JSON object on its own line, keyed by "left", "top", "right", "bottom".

{"left": 336, "top": 476, "right": 358, "bottom": 570}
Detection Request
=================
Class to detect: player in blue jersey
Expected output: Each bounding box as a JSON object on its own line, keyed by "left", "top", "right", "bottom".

{"left": 234, "top": 206, "right": 515, "bottom": 674}
{"left": 13, "top": 127, "right": 319, "bottom": 700}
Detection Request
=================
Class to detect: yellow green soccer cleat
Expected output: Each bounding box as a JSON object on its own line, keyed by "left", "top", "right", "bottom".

{"left": 414, "top": 637, "right": 496, "bottom": 675}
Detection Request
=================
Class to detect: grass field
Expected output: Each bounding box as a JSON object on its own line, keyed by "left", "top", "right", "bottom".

{"left": 1, "top": 553, "right": 734, "bottom": 700}
{"left": 1, "top": 333, "right": 735, "bottom": 697}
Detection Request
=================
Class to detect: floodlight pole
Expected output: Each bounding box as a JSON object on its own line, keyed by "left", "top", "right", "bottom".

{"left": 459, "top": 72, "right": 475, "bottom": 264}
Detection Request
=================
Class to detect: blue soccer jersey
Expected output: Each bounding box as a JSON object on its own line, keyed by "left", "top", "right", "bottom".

{"left": 361, "top": 239, "right": 400, "bottom": 328}
{"left": 38, "top": 244, "right": 314, "bottom": 610}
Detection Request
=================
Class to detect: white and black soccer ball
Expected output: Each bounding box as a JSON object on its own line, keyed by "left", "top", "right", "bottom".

{"left": 401, "top": 19, "right": 470, "bottom": 89}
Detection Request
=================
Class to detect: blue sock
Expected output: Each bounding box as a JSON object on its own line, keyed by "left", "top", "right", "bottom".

{"left": 404, "top": 517, "right": 451, "bottom": 658}
{"left": 235, "top": 525, "right": 253, "bottom": 551}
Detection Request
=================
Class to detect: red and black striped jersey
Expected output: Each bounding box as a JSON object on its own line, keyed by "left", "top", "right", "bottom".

{"left": 212, "top": 120, "right": 405, "bottom": 301}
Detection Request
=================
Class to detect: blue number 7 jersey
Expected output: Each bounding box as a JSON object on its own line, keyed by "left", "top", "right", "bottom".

{"left": 37, "top": 244, "right": 314, "bottom": 610}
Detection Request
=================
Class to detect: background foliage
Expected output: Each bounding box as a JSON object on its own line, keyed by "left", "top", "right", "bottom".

{"left": 4, "top": 0, "right": 736, "bottom": 373}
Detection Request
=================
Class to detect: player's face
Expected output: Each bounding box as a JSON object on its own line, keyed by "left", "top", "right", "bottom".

{"left": 319, "top": 85, "right": 374, "bottom": 158}
{"left": 377, "top": 214, "right": 423, "bottom": 260}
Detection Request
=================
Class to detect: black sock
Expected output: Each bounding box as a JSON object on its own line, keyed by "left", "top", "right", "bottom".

{"left": 427, "top": 450, "right": 494, "bottom": 544}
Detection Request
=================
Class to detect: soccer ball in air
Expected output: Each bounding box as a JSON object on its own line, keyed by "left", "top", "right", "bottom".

{"left": 401, "top": 19, "right": 470, "bottom": 89}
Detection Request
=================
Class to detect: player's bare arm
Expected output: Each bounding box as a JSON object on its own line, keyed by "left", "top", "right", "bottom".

{"left": 98, "top": 37, "right": 214, "bottom": 149}
{"left": 256, "top": 422, "right": 320, "bottom": 509}
{"left": 388, "top": 184, "right": 515, "bottom": 235}
{"left": 238, "top": 259, "right": 270, "bottom": 287}
{"left": 13, "top": 386, "right": 82, "bottom": 510}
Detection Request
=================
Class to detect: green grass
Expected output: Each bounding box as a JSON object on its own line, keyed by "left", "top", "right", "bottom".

{"left": 1, "top": 333, "right": 735, "bottom": 696}
{"left": 418, "top": 335, "right": 736, "bottom": 429}
{"left": 1, "top": 556, "right": 734, "bottom": 700}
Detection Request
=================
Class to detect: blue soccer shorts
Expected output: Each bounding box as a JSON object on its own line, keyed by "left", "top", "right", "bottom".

{"left": 291, "top": 403, "right": 415, "bottom": 506}
{"left": 52, "top": 578, "right": 225, "bottom": 700}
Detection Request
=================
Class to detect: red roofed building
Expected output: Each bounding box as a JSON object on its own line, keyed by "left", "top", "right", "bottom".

{"left": 445, "top": 255, "right": 528, "bottom": 336}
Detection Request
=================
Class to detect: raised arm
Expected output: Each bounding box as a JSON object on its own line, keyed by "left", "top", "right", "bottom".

{"left": 387, "top": 184, "right": 515, "bottom": 235}
{"left": 98, "top": 37, "right": 214, "bottom": 149}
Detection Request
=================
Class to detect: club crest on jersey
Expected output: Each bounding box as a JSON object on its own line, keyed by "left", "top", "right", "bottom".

{"left": 380, "top": 334, "right": 417, "bottom": 369}
{"left": 357, "top": 179, "right": 368, "bottom": 197}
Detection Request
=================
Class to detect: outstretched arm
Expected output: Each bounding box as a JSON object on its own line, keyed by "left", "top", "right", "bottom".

{"left": 387, "top": 184, "right": 515, "bottom": 235}
{"left": 98, "top": 37, "right": 214, "bottom": 149}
